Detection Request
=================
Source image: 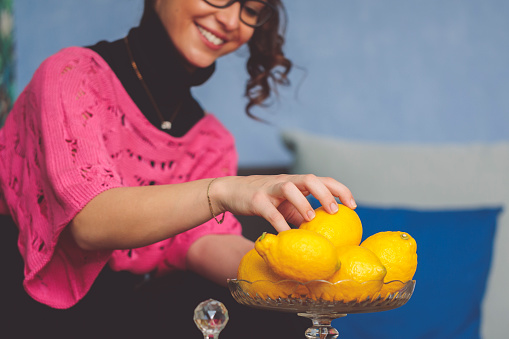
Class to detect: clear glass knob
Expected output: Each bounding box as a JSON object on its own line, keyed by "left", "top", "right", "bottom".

{"left": 193, "top": 299, "right": 229, "bottom": 338}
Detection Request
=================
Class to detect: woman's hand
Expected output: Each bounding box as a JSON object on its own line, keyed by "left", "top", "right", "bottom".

{"left": 210, "top": 174, "right": 356, "bottom": 233}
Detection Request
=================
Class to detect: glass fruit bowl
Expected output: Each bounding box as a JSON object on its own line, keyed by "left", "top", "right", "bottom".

{"left": 228, "top": 279, "right": 415, "bottom": 338}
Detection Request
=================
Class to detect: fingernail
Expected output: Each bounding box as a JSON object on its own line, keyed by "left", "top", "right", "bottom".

{"left": 330, "top": 203, "right": 339, "bottom": 214}
{"left": 350, "top": 199, "right": 357, "bottom": 209}
{"left": 307, "top": 210, "right": 316, "bottom": 220}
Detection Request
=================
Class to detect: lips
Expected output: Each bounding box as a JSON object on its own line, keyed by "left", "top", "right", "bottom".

{"left": 197, "top": 25, "right": 226, "bottom": 46}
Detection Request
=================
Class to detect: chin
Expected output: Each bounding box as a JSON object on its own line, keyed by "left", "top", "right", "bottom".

{"left": 182, "top": 49, "right": 220, "bottom": 70}
{"left": 186, "top": 58, "right": 216, "bottom": 70}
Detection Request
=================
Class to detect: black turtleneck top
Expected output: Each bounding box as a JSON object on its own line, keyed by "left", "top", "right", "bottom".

{"left": 88, "top": 10, "right": 216, "bottom": 138}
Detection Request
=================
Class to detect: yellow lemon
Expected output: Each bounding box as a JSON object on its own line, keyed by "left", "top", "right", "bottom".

{"left": 237, "top": 248, "right": 283, "bottom": 282}
{"left": 332, "top": 245, "right": 387, "bottom": 283}
{"left": 299, "top": 204, "right": 363, "bottom": 248}
{"left": 361, "top": 231, "right": 418, "bottom": 296}
{"left": 255, "top": 229, "right": 340, "bottom": 282}
{"left": 310, "top": 245, "right": 386, "bottom": 302}
{"left": 237, "top": 248, "right": 302, "bottom": 299}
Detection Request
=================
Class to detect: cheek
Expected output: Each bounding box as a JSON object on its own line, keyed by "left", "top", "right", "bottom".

{"left": 239, "top": 26, "right": 255, "bottom": 45}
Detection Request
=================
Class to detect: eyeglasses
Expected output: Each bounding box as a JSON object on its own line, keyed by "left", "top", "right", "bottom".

{"left": 203, "top": 0, "right": 275, "bottom": 28}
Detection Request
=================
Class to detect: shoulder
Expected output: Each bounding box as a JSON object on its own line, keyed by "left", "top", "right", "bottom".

{"left": 38, "top": 46, "right": 109, "bottom": 73}
{"left": 31, "top": 47, "right": 116, "bottom": 92}
{"left": 25, "top": 47, "right": 121, "bottom": 111}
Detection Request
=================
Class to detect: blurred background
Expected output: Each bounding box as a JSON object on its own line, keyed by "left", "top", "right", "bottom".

{"left": 1, "top": 1, "right": 508, "bottom": 338}
{"left": 7, "top": 0, "right": 509, "bottom": 167}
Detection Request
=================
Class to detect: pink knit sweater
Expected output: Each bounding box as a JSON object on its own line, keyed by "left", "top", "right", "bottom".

{"left": 0, "top": 47, "right": 242, "bottom": 309}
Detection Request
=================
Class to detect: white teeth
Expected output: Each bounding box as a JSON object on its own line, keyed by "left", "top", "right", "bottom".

{"left": 197, "top": 26, "right": 225, "bottom": 46}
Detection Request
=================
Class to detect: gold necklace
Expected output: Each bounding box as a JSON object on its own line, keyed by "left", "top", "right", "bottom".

{"left": 124, "top": 36, "right": 181, "bottom": 130}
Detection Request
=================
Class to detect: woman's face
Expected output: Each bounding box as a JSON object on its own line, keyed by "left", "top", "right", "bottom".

{"left": 154, "top": 0, "right": 255, "bottom": 70}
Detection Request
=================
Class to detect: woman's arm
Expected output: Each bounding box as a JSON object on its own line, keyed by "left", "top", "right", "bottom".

{"left": 186, "top": 234, "right": 254, "bottom": 286}
{"left": 69, "top": 174, "right": 356, "bottom": 251}
{"left": 69, "top": 179, "right": 214, "bottom": 250}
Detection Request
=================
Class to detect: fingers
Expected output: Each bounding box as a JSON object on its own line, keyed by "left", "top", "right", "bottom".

{"left": 318, "top": 176, "right": 357, "bottom": 210}
{"left": 255, "top": 198, "right": 292, "bottom": 233}
{"left": 297, "top": 174, "right": 340, "bottom": 215}
{"left": 222, "top": 174, "right": 355, "bottom": 234}
{"left": 277, "top": 180, "right": 317, "bottom": 222}
{"left": 268, "top": 174, "right": 357, "bottom": 229}
{"left": 290, "top": 174, "right": 357, "bottom": 215}
{"left": 277, "top": 201, "right": 306, "bottom": 226}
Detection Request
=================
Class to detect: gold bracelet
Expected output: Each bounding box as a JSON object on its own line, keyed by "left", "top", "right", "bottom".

{"left": 207, "top": 178, "right": 225, "bottom": 224}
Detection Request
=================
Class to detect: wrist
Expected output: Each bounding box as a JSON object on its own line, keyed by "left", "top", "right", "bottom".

{"left": 207, "top": 177, "right": 226, "bottom": 224}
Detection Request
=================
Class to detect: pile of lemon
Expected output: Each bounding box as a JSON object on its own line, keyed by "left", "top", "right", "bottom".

{"left": 237, "top": 204, "right": 417, "bottom": 302}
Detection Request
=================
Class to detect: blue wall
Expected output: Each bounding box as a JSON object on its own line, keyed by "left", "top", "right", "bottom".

{"left": 14, "top": 0, "right": 509, "bottom": 167}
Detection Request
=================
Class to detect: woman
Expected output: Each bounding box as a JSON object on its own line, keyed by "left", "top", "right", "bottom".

{"left": 0, "top": 0, "right": 356, "bottom": 337}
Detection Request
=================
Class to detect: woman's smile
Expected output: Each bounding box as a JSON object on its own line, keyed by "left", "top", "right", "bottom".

{"left": 196, "top": 24, "right": 227, "bottom": 50}
{"left": 154, "top": 0, "right": 254, "bottom": 69}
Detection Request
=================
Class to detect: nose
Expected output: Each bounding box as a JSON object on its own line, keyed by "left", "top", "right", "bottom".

{"left": 215, "top": 2, "right": 242, "bottom": 30}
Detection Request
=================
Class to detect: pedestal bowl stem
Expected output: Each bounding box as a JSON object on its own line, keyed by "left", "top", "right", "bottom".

{"left": 298, "top": 313, "right": 346, "bottom": 339}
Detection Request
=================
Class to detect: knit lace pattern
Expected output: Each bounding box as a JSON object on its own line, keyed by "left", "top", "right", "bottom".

{"left": 0, "top": 47, "right": 241, "bottom": 309}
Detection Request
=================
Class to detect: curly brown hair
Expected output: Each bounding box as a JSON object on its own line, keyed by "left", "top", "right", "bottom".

{"left": 142, "top": 0, "right": 292, "bottom": 119}
{"left": 244, "top": 0, "right": 291, "bottom": 119}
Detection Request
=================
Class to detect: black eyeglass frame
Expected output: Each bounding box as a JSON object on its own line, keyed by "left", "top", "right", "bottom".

{"left": 202, "top": 0, "right": 276, "bottom": 28}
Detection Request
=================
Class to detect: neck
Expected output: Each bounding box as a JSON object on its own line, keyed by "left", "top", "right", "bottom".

{"left": 128, "top": 9, "right": 215, "bottom": 91}
{"left": 87, "top": 8, "right": 215, "bottom": 137}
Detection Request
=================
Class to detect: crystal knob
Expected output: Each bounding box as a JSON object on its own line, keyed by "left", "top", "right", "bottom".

{"left": 194, "top": 299, "right": 229, "bottom": 338}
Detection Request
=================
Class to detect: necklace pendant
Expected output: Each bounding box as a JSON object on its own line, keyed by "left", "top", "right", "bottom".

{"left": 161, "top": 121, "right": 172, "bottom": 130}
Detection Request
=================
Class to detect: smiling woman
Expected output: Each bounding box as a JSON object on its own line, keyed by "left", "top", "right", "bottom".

{"left": 0, "top": 0, "right": 355, "bottom": 337}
